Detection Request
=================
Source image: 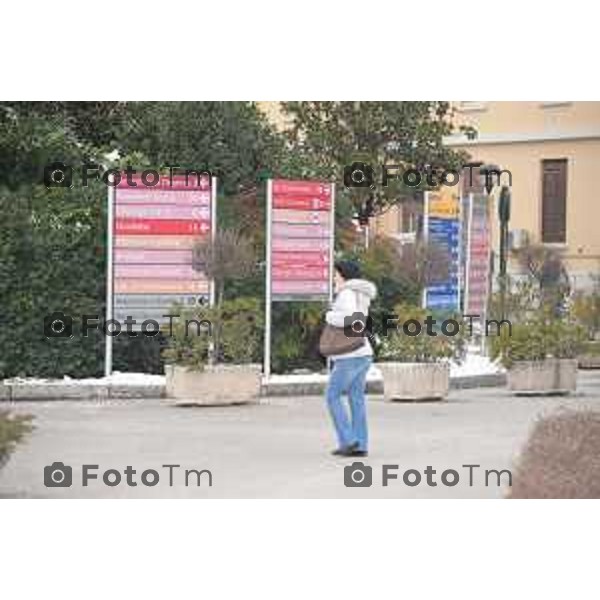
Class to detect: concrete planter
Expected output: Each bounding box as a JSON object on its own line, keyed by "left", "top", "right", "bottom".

{"left": 165, "top": 364, "right": 262, "bottom": 406}
{"left": 378, "top": 362, "right": 450, "bottom": 401}
{"left": 578, "top": 341, "right": 600, "bottom": 369}
{"left": 578, "top": 354, "right": 600, "bottom": 369}
{"left": 507, "top": 359, "right": 578, "bottom": 395}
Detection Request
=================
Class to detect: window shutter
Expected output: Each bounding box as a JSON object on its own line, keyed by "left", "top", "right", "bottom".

{"left": 541, "top": 159, "right": 567, "bottom": 243}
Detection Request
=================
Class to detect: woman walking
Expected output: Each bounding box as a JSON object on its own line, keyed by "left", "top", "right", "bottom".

{"left": 324, "top": 260, "right": 377, "bottom": 457}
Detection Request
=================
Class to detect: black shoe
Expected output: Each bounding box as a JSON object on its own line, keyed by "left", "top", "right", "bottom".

{"left": 350, "top": 449, "right": 368, "bottom": 457}
{"left": 331, "top": 442, "right": 360, "bottom": 456}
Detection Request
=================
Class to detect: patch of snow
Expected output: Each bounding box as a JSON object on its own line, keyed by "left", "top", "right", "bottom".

{"left": 5, "top": 354, "right": 502, "bottom": 388}
{"left": 450, "top": 353, "right": 504, "bottom": 377}
{"left": 264, "top": 352, "right": 503, "bottom": 385}
{"left": 4, "top": 372, "right": 165, "bottom": 386}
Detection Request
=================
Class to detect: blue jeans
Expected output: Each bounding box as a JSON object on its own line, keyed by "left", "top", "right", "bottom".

{"left": 325, "top": 356, "right": 372, "bottom": 451}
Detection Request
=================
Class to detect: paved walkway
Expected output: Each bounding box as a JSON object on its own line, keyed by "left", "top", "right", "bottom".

{"left": 2, "top": 372, "right": 600, "bottom": 498}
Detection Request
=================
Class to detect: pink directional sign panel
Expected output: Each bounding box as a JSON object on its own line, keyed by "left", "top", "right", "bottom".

{"left": 272, "top": 280, "right": 330, "bottom": 295}
{"left": 269, "top": 179, "right": 334, "bottom": 301}
{"left": 116, "top": 205, "right": 211, "bottom": 220}
{"left": 272, "top": 238, "right": 330, "bottom": 252}
{"left": 272, "top": 251, "right": 329, "bottom": 268}
{"left": 272, "top": 208, "right": 332, "bottom": 226}
{"left": 272, "top": 223, "right": 331, "bottom": 239}
{"left": 465, "top": 193, "right": 491, "bottom": 316}
{"left": 114, "top": 264, "right": 203, "bottom": 279}
{"left": 112, "top": 174, "right": 213, "bottom": 326}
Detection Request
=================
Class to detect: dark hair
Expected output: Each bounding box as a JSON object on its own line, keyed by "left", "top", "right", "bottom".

{"left": 334, "top": 259, "right": 361, "bottom": 281}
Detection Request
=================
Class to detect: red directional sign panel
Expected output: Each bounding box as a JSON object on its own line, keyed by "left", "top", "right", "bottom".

{"left": 112, "top": 174, "right": 214, "bottom": 327}
{"left": 272, "top": 180, "right": 332, "bottom": 197}
{"left": 115, "top": 218, "right": 210, "bottom": 236}
{"left": 272, "top": 196, "right": 332, "bottom": 211}
{"left": 269, "top": 179, "right": 334, "bottom": 301}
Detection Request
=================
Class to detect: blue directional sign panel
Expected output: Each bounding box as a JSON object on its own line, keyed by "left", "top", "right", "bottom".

{"left": 424, "top": 191, "right": 461, "bottom": 313}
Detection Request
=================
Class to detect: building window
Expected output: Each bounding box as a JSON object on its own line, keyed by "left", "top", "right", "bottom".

{"left": 541, "top": 159, "right": 568, "bottom": 243}
{"left": 397, "top": 195, "right": 423, "bottom": 234}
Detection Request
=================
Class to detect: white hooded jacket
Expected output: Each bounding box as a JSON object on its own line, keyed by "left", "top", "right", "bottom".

{"left": 325, "top": 278, "right": 378, "bottom": 359}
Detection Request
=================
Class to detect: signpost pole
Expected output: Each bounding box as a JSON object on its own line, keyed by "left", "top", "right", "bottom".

{"left": 329, "top": 183, "right": 336, "bottom": 304}
{"left": 104, "top": 184, "right": 115, "bottom": 378}
{"left": 264, "top": 179, "right": 273, "bottom": 380}
{"left": 210, "top": 177, "right": 217, "bottom": 307}
{"left": 422, "top": 191, "right": 429, "bottom": 309}
{"left": 207, "top": 176, "right": 217, "bottom": 364}
{"left": 327, "top": 183, "right": 336, "bottom": 374}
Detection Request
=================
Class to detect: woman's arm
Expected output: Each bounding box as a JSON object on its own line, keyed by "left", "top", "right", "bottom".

{"left": 325, "top": 289, "right": 355, "bottom": 327}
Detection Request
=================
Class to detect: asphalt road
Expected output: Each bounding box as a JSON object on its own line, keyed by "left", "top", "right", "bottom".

{"left": 2, "top": 371, "right": 600, "bottom": 498}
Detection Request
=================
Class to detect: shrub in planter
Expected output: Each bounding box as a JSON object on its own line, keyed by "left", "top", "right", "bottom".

{"left": 490, "top": 308, "right": 586, "bottom": 395}
{"left": 572, "top": 290, "right": 600, "bottom": 368}
{"left": 572, "top": 290, "right": 600, "bottom": 340}
{"left": 377, "top": 304, "right": 465, "bottom": 401}
{"left": 272, "top": 302, "right": 325, "bottom": 374}
{"left": 163, "top": 297, "right": 263, "bottom": 405}
{"left": 0, "top": 410, "right": 34, "bottom": 470}
{"left": 578, "top": 341, "right": 600, "bottom": 369}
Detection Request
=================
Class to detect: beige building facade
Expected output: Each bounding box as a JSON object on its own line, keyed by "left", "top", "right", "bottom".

{"left": 446, "top": 101, "right": 600, "bottom": 289}
{"left": 259, "top": 101, "right": 600, "bottom": 288}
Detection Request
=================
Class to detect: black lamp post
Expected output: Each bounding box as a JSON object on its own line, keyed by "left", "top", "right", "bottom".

{"left": 498, "top": 185, "right": 512, "bottom": 320}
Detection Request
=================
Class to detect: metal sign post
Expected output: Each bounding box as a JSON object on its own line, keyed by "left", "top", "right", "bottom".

{"left": 422, "top": 191, "right": 430, "bottom": 309}
{"left": 329, "top": 184, "right": 336, "bottom": 305}
{"left": 209, "top": 176, "right": 217, "bottom": 307}
{"left": 263, "top": 179, "right": 273, "bottom": 379}
{"left": 105, "top": 184, "right": 115, "bottom": 378}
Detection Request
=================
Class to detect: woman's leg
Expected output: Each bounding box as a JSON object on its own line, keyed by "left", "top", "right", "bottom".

{"left": 347, "top": 357, "right": 372, "bottom": 452}
{"left": 325, "top": 359, "right": 356, "bottom": 449}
